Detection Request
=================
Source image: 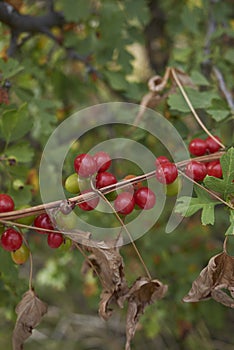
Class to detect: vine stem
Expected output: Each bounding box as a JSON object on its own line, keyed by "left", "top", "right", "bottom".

{"left": 90, "top": 178, "right": 152, "bottom": 280}
{"left": 0, "top": 152, "right": 226, "bottom": 221}
{"left": 178, "top": 169, "right": 234, "bottom": 210}
{"left": 20, "top": 234, "right": 33, "bottom": 291}
{"left": 170, "top": 68, "right": 226, "bottom": 149}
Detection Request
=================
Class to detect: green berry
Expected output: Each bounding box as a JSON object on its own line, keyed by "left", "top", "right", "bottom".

{"left": 58, "top": 237, "right": 72, "bottom": 251}
{"left": 55, "top": 211, "right": 77, "bottom": 230}
{"left": 164, "top": 177, "right": 182, "bottom": 196}
{"left": 15, "top": 205, "right": 36, "bottom": 226}
{"left": 65, "top": 173, "right": 80, "bottom": 193}
{"left": 11, "top": 244, "right": 30, "bottom": 265}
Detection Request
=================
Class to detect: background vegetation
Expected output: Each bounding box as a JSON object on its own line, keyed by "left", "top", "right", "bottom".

{"left": 0, "top": 0, "right": 233, "bottom": 349}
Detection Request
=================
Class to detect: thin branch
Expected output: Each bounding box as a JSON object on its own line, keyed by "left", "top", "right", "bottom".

{"left": 171, "top": 68, "right": 226, "bottom": 149}
{"left": 213, "top": 66, "right": 234, "bottom": 111}
{"left": 0, "top": 152, "right": 226, "bottom": 221}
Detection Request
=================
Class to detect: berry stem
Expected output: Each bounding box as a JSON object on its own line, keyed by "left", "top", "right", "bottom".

{"left": 72, "top": 241, "right": 104, "bottom": 286}
{"left": 90, "top": 179, "right": 152, "bottom": 280}
{"left": 170, "top": 68, "right": 226, "bottom": 149}
{"left": 21, "top": 235, "right": 33, "bottom": 291}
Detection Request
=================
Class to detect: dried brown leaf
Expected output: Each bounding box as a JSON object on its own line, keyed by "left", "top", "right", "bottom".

{"left": 124, "top": 277, "right": 168, "bottom": 350}
{"left": 183, "top": 252, "right": 234, "bottom": 308}
{"left": 66, "top": 229, "right": 92, "bottom": 244}
{"left": 13, "top": 289, "right": 48, "bottom": 350}
{"left": 81, "top": 236, "right": 128, "bottom": 320}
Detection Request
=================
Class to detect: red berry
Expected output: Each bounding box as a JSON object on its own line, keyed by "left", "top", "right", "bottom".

{"left": 47, "top": 232, "right": 64, "bottom": 248}
{"left": 155, "top": 156, "right": 170, "bottom": 167}
{"left": 114, "top": 192, "right": 135, "bottom": 215}
{"left": 93, "top": 151, "right": 111, "bottom": 172}
{"left": 34, "top": 213, "right": 54, "bottom": 234}
{"left": 155, "top": 162, "right": 178, "bottom": 184}
{"left": 0, "top": 194, "right": 14, "bottom": 213}
{"left": 206, "top": 161, "right": 222, "bottom": 178}
{"left": 77, "top": 191, "right": 99, "bottom": 211}
{"left": 1, "top": 228, "right": 23, "bottom": 251}
{"left": 96, "top": 172, "right": 117, "bottom": 189}
{"left": 134, "top": 187, "right": 156, "bottom": 210}
{"left": 188, "top": 138, "right": 206, "bottom": 156}
{"left": 205, "top": 136, "right": 221, "bottom": 153}
{"left": 74, "top": 153, "right": 97, "bottom": 178}
{"left": 185, "top": 161, "right": 207, "bottom": 182}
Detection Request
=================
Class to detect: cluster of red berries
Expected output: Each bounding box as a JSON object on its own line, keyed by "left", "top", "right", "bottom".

{"left": 0, "top": 137, "right": 223, "bottom": 263}
{"left": 0, "top": 194, "right": 70, "bottom": 264}
{"left": 0, "top": 194, "right": 29, "bottom": 264}
{"left": 65, "top": 151, "right": 157, "bottom": 215}
{"left": 186, "top": 136, "right": 222, "bottom": 182}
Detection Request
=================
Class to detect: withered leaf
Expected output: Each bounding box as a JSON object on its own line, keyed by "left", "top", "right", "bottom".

{"left": 183, "top": 252, "right": 234, "bottom": 308}
{"left": 81, "top": 236, "right": 128, "bottom": 320}
{"left": 66, "top": 229, "right": 92, "bottom": 245}
{"left": 124, "top": 277, "right": 168, "bottom": 350}
{"left": 13, "top": 289, "right": 48, "bottom": 350}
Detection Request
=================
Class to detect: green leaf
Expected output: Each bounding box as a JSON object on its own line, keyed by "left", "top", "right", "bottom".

{"left": 61, "top": 0, "right": 90, "bottom": 22}
{"left": 104, "top": 71, "right": 128, "bottom": 91}
{"left": 225, "top": 210, "right": 234, "bottom": 235}
{"left": 207, "top": 98, "right": 230, "bottom": 121}
{"left": 168, "top": 88, "right": 218, "bottom": 112}
{"left": 5, "top": 143, "right": 34, "bottom": 163}
{"left": 175, "top": 187, "right": 220, "bottom": 225}
{"left": 125, "top": 0, "right": 150, "bottom": 26}
{"left": 0, "top": 58, "right": 24, "bottom": 79}
{"left": 190, "top": 71, "right": 210, "bottom": 86}
{"left": 224, "top": 49, "right": 234, "bottom": 64}
{"left": 0, "top": 103, "right": 32, "bottom": 143}
{"left": 9, "top": 186, "right": 32, "bottom": 207}
{"left": 204, "top": 148, "right": 234, "bottom": 198}
{"left": 180, "top": 6, "right": 199, "bottom": 34}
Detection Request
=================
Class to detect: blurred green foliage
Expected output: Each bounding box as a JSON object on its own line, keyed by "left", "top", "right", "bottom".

{"left": 0, "top": 0, "right": 233, "bottom": 349}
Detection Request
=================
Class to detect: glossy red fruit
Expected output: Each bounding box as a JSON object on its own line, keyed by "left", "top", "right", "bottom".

{"left": 34, "top": 213, "right": 54, "bottom": 234}
{"left": 155, "top": 156, "right": 170, "bottom": 167}
{"left": 0, "top": 194, "right": 14, "bottom": 213}
{"left": 47, "top": 232, "right": 64, "bottom": 248}
{"left": 185, "top": 161, "right": 207, "bottom": 182}
{"left": 74, "top": 153, "right": 97, "bottom": 178}
{"left": 96, "top": 172, "right": 117, "bottom": 189}
{"left": 205, "top": 136, "right": 221, "bottom": 153}
{"left": 77, "top": 191, "right": 99, "bottom": 211}
{"left": 188, "top": 138, "right": 206, "bottom": 156}
{"left": 1, "top": 228, "right": 23, "bottom": 251}
{"left": 134, "top": 187, "right": 156, "bottom": 210}
{"left": 93, "top": 151, "right": 111, "bottom": 172}
{"left": 155, "top": 162, "right": 178, "bottom": 184}
{"left": 206, "top": 161, "right": 222, "bottom": 178}
{"left": 114, "top": 192, "right": 135, "bottom": 215}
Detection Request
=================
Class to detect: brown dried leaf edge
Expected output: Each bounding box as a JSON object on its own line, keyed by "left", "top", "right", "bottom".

{"left": 183, "top": 251, "right": 234, "bottom": 308}
{"left": 81, "top": 237, "right": 168, "bottom": 350}
{"left": 13, "top": 289, "right": 48, "bottom": 350}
